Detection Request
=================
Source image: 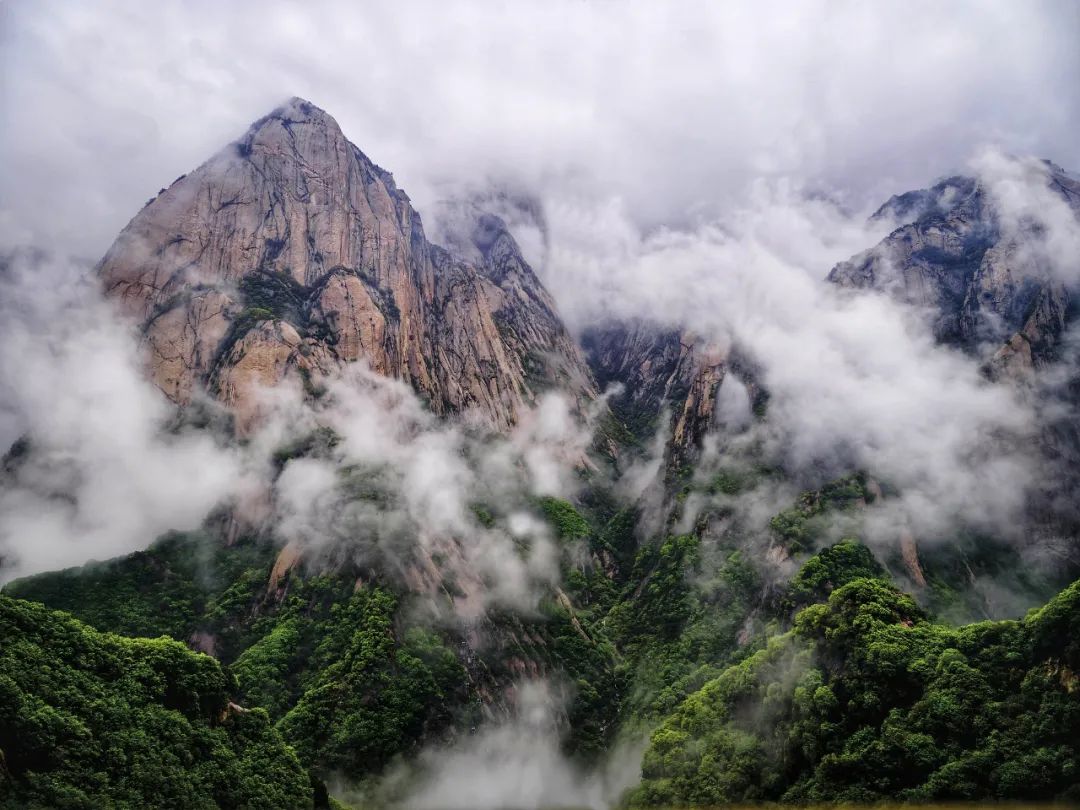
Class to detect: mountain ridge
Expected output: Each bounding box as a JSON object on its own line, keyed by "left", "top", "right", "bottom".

{"left": 5, "top": 97, "right": 1080, "bottom": 807}
{"left": 828, "top": 159, "right": 1080, "bottom": 379}
{"left": 97, "top": 97, "right": 596, "bottom": 433}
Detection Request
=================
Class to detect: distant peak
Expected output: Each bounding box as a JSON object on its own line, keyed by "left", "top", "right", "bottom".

{"left": 275, "top": 96, "right": 329, "bottom": 120}
{"left": 244, "top": 97, "right": 341, "bottom": 136}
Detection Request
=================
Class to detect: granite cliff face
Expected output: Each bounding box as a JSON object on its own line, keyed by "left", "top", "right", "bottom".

{"left": 98, "top": 98, "right": 594, "bottom": 431}
{"left": 583, "top": 321, "right": 764, "bottom": 478}
{"left": 828, "top": 161, "right": 1080, "bottom": 379}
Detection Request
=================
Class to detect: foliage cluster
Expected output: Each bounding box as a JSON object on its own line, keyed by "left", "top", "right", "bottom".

{"left": 632, "top": 569, "right": 1080, "bottom": 804}
{"left": 0, "top": 595, "right": 311, "bottom": 809}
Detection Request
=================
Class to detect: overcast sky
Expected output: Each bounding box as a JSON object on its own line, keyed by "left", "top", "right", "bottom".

{"left": 2, "top": 0, "right": 1079, "bottom": 258}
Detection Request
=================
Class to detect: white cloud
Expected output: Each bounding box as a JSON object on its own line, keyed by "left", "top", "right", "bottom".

{"left": 1, "top": 1, "right": 1078, "bottom": 258}
{"left": 0, "top": 253, "right": 594, "bottom": 610}
{"left": 248, "top": 365, "right": 597, "bottom": 617}
{"left": 393, "top": 680, "right": 644, "bottom": 810}
{"left": 547, "top": 179, "right": 1040, "bottom": 542}
{"left": 0, "top": 253, "right": 249, "bottom": 580}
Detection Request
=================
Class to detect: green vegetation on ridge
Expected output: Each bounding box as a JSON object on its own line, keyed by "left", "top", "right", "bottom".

{"left": 3, "top": 476, "right": 1079, "bottom": 807}
{"left": 0, "top": 595, "right": 312, "bottom": 809}
{"left": 632, "top": 574, "right": 1080, "bottom": 805}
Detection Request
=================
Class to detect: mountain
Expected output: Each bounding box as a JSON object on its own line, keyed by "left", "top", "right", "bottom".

{"left": 583, "top": 321, "right": 764, "bottom": 477}
{"left": 632, "top": 570, "right": 1080, "bottom": 805}
{"left": 829, "top": 161, "right": 1080, "bottom": 540}
{"left": 98, "top": 97, "right": 594, "bottom": 432}
{"left": 0, "top": 593, "right": 315, "bottom": 808}
{"left": 828, "top": 160, "right": 1080, "bottom": 379}
{"left": 4, "top": 97, "right": 1080, "bottom": 807}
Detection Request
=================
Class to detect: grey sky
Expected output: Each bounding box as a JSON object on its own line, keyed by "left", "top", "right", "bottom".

{"left": 2, "top": 0, "right": 1079, "bottom": 257}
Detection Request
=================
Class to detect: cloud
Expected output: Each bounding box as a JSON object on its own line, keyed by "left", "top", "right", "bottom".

{"left": 2, "top": 1, "right": 1078, "bottom": 258}
{"left": 0, "top": 252, "right": 250, "bottom": 581}
{"left": 970, "top": 149, "right": 1080, "bottom": 287}
{"left": 2, "top": 1, "right": 1076, "bottom": 587}
{"left": 388, "top": 680, "right": 644, "bottom": 810}
{"left": 546, "top": 177, "right": 1043, "bottom": 544}
{"left": 0, "top": 251, "right": 596, "bottom": 612}
{"left": 258, "top": 366, "right": 596, "bottom": 617}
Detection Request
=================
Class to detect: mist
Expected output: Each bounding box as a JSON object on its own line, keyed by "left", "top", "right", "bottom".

{"left": 551, "top": 171, "right": 1048, "bottom": 543}
{"left": 390, "top": 681, "right": 644, "bottom": 810}
{"left": 257, "top": 366, "right": 598, "bottom": 617}
{"left": 2, "top": 3, "right": 1080, "bottom": 807}
{"left": 0, "top": 252, "right": 249, "bottom": 580}
{"left": 0, "top": 253, "right": 595, "bottom": 611}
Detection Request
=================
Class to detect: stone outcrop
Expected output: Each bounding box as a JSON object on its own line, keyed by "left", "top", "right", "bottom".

{"left": 98, "top": 97, "right": 595, "bottom": 431}
{"left": 828, "top": 161, "right": 1080, "bottom": 376}
{"left": 582, "top": 321, "right": 761, "bottom": 475}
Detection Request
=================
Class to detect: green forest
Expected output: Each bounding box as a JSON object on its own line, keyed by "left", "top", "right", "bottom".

{"left": 3, "top": 479, "right": 1078, "bottom": 808}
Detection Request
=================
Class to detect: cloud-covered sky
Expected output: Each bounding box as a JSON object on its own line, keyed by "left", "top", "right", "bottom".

{"left": 2, "top": 0, "right": 1079, "bottom": 256}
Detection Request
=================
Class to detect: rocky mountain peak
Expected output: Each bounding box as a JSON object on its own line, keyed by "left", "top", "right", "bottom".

{"left": 97, "top": 100, "right": 595, "bottom": 431}
{"left": 246, "top": 96, "right": 338, "bottom": 134}
{"left": 236, "top": 98, "right": 341, "bottom": 158}
{"left": 869, "top": 175, "right": 979, "bottom": 226}
{"left": 829, "top": 159, "right": 1080, "bottom": 376}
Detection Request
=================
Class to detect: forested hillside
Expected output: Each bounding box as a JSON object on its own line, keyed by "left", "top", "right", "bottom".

{"left": 634, "top": 565, "right": 1080, "bottom": 804}
{"left": 0, "top": 595, "right": 315, "bottom": 809}
{"left": 6, "top": 486, "right": 1079, "bottom": 806}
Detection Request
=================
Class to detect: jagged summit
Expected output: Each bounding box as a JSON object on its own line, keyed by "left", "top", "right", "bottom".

{"left": 234, "top": 97, "right": 342, "bottom": 155}
{"left": 830, "top": 159, "right": 1080, "bottom": 376}
{"left": 236, "top": 97, "right": 400, "bottom": 189}
{"left": 277, "top": 95, "right": 330, "bottom": 117}
{"left": 250, "top": 96, "right": 336, "bottom": 127}
{"left": 869, "top": 175, "right": 979, "bottom": 226}
{"left": 97, "top": 100, "right": 595, "bottom": 431}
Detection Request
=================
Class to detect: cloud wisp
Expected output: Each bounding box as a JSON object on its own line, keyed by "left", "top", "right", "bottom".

{"left": 0, "top": 252, "right": 248, "bottom": 580}
{"left": 383, "top": 680, "right": 644, "bottom": 810}
{"left": 0, "top": 251, "right": 599, "bottom": 619}
{"left": 550, "top": 176, "right": 1043, "bottom": 543}
{"left": 257, "top": 365, "right": 598, "bottom": 618}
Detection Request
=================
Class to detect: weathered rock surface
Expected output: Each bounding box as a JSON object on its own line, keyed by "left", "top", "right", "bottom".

{"left": 98, "top": 97, "right": 595, "bottom": 431}
{"left": 583, "top": 320, "right": 761, "bottom": 475}
{"left": 828, "top": 161, "right": 1080, "bottom": 376}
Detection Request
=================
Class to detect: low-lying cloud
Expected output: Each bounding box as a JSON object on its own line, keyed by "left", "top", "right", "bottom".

{"left": 0, "top": 251, "right": 598, "bottom": 618}
{"left": 541, "top": 158, "right": 1070, "bottom": 545}
{"left": 256, "top": 366, "right": 597, "bottom": 617}
{"left": 2, "top": 0, "right": 1077, "bottom": 583}
{"left": 387, "top": 680, "right": 644, "bottom": 810}
{"left": 0, "top": 252, "right": 249, "bottom": 579}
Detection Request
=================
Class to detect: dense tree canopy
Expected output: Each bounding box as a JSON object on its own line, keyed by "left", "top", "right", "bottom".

{"left": 4, "top": 485, "right": 1078, "bottom": 807}
{"left": 632, "top": 572, "right": 1080, "bottom": 805}
{"left": 0, "top": 595, "right": 312, "bottom": 809}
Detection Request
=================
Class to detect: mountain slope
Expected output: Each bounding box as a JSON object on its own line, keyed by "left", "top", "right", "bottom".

{"left": 632, "top": 571, "right": 1080, "bottom": 805}
{"left": 828, "top": 160, "right": 1080, "bottom": 378}
{"left": 98, "top": 97, "right": 594, "bottom": 431}
{"left": 0, "top": 594, "right": 314, "bottom": 809}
